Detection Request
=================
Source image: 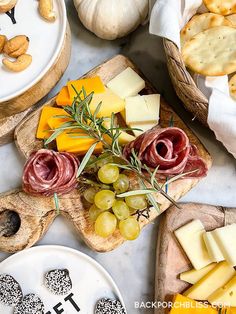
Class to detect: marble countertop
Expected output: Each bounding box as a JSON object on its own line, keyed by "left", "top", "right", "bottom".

{"left": 0, "top": 1, "right": 236, "bottom": 313}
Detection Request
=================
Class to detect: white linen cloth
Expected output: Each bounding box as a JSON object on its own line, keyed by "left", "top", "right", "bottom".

{"left": 149, "top": 0, "right": 236, "bottom": 158}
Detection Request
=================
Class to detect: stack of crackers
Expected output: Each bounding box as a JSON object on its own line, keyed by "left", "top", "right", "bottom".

{"left": 180, "top": 0, "right": 236, "bottom": 100}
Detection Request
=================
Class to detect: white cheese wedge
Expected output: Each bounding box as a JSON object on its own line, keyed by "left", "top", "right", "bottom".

{"left": 174, "top": 220, "right": 213, "bottom": 270}
{"left": 180, "top": 263, "right": 216, "bottom": 285}
{"left": 208, "top": 275, "right": 236, "bottom": 307}
{"left": 125, "top": 95, "right": 151, "bottom": 124}
{"left": 107, "top": 67, "right": 145, "bottom": 99}
{"left": 130, "top": 122, "right": 156, "bottom": 137}
{"left": 213, "top": 224, "right": 236, "bottom": 266}
{"left": 183, "top": 261, "right": 235, "bottom": 300}
{"left": 143, "top": 94, "right": 160, "bottom": 122}
{"left": 203, "top": 231, "right": 225, "bottom": 263}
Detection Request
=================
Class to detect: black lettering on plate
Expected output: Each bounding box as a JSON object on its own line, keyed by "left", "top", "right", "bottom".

{"left": 5, "top": 7, "right": 16, "bottom": 24}
{"left": 53, "top": 303, "right": 64, "bottom": 314}
{"left": 65, "top": 293, "right": 80, "bottom": 312}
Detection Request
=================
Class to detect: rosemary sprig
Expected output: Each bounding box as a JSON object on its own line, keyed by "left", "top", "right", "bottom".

{"left": 46, "top": 87, "right": 190, "bottom": 211}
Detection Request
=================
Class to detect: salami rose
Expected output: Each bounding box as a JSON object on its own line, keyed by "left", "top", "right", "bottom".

{"left": 22, "top": 149, "right": 79, "bottom": 196}
{"left": 123, "top": 127, "right": 208, "bottom": 178}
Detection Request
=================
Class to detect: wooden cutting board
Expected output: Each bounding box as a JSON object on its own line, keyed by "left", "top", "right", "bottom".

{"left": 155, "top": 203, "right": 236, "bottom": 314}
{"left": 0, "top": 55, "right": 212, "bottom": 253}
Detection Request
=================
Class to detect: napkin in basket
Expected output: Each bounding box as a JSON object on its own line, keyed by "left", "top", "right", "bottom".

{"left": 149, "top": 0, "right": 236, "bottom": 159}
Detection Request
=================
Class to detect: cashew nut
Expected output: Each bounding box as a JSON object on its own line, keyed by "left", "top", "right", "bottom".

{"left": 38, "top": 0, "right": 56, "bottom": 22}
{"left": 2, "top": 54, "right": 32, "bottom": 72}
{"left": 0, "top": 35, "right": 7, "bottom": 53}
{"left": 3, "top": 35, "right": 29, "bottom": 58}
{"left": 0, "top": 0, "right": 17, "bottom": 13}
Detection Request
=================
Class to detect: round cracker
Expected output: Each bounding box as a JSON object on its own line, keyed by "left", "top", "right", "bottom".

{"left": 204, "top": 0, "right": 236, "bottom": 16}
{"left": 226, "top": 14, "right": 236, "bottom": 27}
{"left": 182, "top": 26, "right": 236, "bottom": 76}
{"left": 181, "top": 13, "right": 231, "bottom": 47}
{"left": 229, "top": 74, "right": 236, "bottom": 100}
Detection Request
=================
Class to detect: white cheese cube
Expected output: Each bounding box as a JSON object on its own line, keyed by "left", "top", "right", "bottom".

{"left": 174, "top": 220, "right": 213, "bottom": 270}
{"left": 125, "top": 95, "right": 153, "bottom": 124}
{"left": 213, "top": 223, "right": 236, "bottom": 266}
{"left": 130, "top": 122, "right": 156, "bottom": 137}
{"left": 107, "top": 67, "right": 145, "bottom": 99}
{"left": 203, "top": 232, "right": 225, "bottom": 263}
{"left": 143, "top": 94, "right": 160, "bottom": 122}
{"left": 180, "top": 263, "right": 216, "bottom": 285}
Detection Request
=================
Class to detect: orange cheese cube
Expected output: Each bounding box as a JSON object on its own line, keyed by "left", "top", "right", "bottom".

{"left": 47, "top": 114, "right": 71, "bottom": 130}
{"left": 56, "top": 129, "right": 103, "bottom": 156}
{"left": 56, "top": 86, "right": 72, "bottom": 107}
{"left": 36, "top": 106, "right": 69, "bottom": 139}
{"left": 169, "top": 294, "right": 217, "bottom": 314}
{"left": 67, "top": 76, "right": 105, "bottom": 102}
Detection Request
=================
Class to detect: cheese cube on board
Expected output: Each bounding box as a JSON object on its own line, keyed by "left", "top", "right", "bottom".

{"left": 180, "top": 263, "right": 216, "bottom": 285}
{"left": 169, "top": 294, "right": 218, "bottom": 314}
{"left": 183, "top": 261, "right": 235, "bottom": 300}
{"left": 89, "top": 88, "right": 125, "bottom": 118}
{"left": 213, "top": 224, "right": 236, "bottom": 266}
{"left": 174, "top": 220, "right": 213, "bottom": 270}
{"left": 143, "top": 94, "right": 160, "bottom": 121}
{"left": 107, "top": 67, "right": 145, "bottom": 99}
{"left": 130, "top": 122, "right": 156, "bottom": 137}
{"left": 125, "top": 95, "right": 150, "bottom": 124}
{"left": 208, "top": 275, "right": 236, "bottom": 307}
{"left": 56, "top": 86, "right": 72, "bottom": 107}
{"left": 203, "top": 231, "right": 225, "bottom": 263}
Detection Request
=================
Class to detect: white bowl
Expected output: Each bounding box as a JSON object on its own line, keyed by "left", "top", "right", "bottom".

{"left": 0, "top": 0, "right": 67, "bottom": 103}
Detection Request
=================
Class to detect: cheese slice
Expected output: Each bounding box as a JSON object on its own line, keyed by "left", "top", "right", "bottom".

{"left": 203, "top": 231, "right": 225, "bottom": 263}
{"left": 130, "top": 122, "right": 156, "bottom": 137}
{"left": 36, "top": 107, "right": 68, "bottom": 139}
{"left": 183, "top": 261, "right": 235, "bottom": 300}
{"left": 180, "top": 263, "right": 216, "bottom": 285}
{"left": 174, "top": 220, "right": 213, "bottom": 270}
{"left": 107, "top": 67, "right": 145, "bottom": 99}
{"left": 208, "top": 275, "right": 236, "bottom": 307}
{"left": 169, "top": 294, "right": 218, "bottom": 314}
{"left": 213, "top": 224, "right": 236, "bottom": 266}
{"left": 89, "top": 88, "right": 125, "bottom": 117}
{"left": 67, "top": 76, "right": 105, "bottom": 102}
{"left": 56, "top": 129, "right": 103, "bottom": 156}
{"left": 56, "top": 86, "right": 72, "bottom": 107}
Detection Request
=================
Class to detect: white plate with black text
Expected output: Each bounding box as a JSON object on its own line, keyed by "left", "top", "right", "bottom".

{"left": 0, "top": 245, "right": 125, "bottom": 313}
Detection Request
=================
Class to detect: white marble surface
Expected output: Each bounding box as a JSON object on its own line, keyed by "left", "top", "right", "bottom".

{"left": 0, "top": 1, "right": 236, "bottom": 313}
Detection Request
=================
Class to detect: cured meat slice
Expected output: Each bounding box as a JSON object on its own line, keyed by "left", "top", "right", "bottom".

{"left": 123, "top": 127, "right": 207, "bottom": 178}
{"left": 22, "top": 149, "right": 79, "bottom": 196}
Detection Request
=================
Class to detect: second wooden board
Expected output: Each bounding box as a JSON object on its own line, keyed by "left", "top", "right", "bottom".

{"left": 155, "top": 203, "right": 236, "bottom": 314}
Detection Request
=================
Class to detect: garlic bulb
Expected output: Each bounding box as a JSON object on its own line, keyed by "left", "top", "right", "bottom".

{"left": 73, "top": 0, "right": 149, "bottom": 40}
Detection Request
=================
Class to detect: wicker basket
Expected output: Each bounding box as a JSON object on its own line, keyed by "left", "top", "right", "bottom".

{"left": 163, "top": 38, "right": 209, "bottom": 127}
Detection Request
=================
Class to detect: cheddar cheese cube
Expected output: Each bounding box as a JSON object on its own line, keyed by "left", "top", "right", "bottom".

{"left": 56, "top": 129, "right": 103, "bottom": 156}
{"left": 67, "top": 76, "right": 105, "bottom": 102}
{"left": 36, "top": 107, "right": 69, "bottom": 139}
{"left": 56, "top": 86, "right": 72, "bottom": 107}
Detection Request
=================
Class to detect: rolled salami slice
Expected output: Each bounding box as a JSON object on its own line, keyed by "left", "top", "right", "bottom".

{"left": 22, "top": 149, "right": 79, "bottom": 196}
{"left": 123, "top": 127, "right": 207, "bottom": 178}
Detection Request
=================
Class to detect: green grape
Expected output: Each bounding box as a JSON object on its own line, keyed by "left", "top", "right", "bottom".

{"left": 84, "top": 187, "right": 98, "bottom": 203}
{"left": 125, "top": 195, "right": 147, "bottom": 210}
{"left": 96, "top": 154, "right": 113, "bottom": 168}
{"left": 89, "top": 204, "right": 105, "bottom": 222}
{"left": 98, "top": 163, "right": 119, "bottom": 184}
{"left": 94, "top": 190, "right": 115, "bottom": 210}
{"left": 113, "top": 174, "right": 130, "bottom": 194}
{"left": 95, "top": 212, "right": 117, "bottom": 238}
{"left": 112, "top": 200, "right": 130, "bottom": 220}
{"left": 119, "top": 217, "right": 140, "bottom": 240}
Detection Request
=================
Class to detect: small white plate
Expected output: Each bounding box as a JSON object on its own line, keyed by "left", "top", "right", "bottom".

{"left": 0, "top": 245, "right": 125, "bottom": 313}
{"left": 0, "top": 0, "right": 66, "bottom": 102}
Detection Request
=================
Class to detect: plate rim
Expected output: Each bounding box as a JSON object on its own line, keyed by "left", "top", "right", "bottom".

{"left": 0, "top": 0, "right": 67, "bottom": 103}
{"left": 0, "top": 244, "right": 126, "bottom": 309}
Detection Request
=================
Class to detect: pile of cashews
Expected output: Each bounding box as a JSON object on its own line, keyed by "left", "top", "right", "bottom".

{"left": 0, "top": 0, "right": 56, "bottom": 72}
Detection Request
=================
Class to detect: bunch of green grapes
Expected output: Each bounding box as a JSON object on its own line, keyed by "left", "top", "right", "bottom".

{"left": 84, "top": 161, "right": 148, "bottom": 240}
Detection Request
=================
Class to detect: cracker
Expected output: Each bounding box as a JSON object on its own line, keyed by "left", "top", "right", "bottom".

{"left": 181, "top": 13, "right": 231, "bottom": 47}
{"left": 182, "top": 26, "right": 236, "bottom": 76}
{"left": 229, "top": 74, "right": 236, "bottom": 100}
{"left": 204, "top": 0, "right": 236, "bottom": 16}
{"left": 226, "top": 14, "right": 236, "bottom": 27}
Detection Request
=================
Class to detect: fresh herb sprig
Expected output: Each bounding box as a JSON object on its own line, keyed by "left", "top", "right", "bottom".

{"left": 46, "top": 86, "right": 190, "bottom": 212}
